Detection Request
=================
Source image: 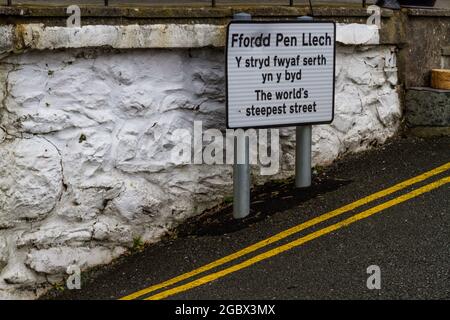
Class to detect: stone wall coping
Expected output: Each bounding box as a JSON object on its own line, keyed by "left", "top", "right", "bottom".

{"left": 408, "top": 87, "right": 450, "bottom": 93}
{"left": 0, "top": 22, "right": 380, "bottom": 56}
{"left": 406, "top": 7, "right": 450, "bottom": 17}
{"left": 0, "top": 5, "right": 395, "bottom": 19}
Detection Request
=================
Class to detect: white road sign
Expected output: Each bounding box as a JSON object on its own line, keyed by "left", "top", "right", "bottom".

{"left": 226, "top": 21, "right": 336, "bottom": 129}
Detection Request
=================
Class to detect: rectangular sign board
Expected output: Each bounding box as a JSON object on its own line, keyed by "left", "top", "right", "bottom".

{"left": 226, "top": 21, "right": 336, "bottom": 129}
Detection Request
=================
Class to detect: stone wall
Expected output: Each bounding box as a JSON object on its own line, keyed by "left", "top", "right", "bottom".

{"left": 0, "top": 23, "right": 401, "bottom": 299}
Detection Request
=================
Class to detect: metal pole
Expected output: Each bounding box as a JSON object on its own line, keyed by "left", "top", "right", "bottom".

{"left": 233, "top": 135, "right": 250, "bottom": 219}
{"left": 295, "top": 126, "right": 312, "bottom": 188}
{"left": 233, "top": 12, "right": 251, "bottom": 220}
{"left": 296, "top": 16, "right": 313, "bottom": 189}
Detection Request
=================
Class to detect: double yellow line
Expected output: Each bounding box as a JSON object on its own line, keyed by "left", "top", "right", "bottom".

{"left": 120, "top": 162, "right": 450, "bottom": 300}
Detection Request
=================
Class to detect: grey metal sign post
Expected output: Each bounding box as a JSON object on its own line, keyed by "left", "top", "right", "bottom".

{"left": 232, "top": 12, "right": 252, "bottom": 219}
{"left": 295, "top": 125, "right": 312, "bottom": 188}
{"left": 296, "top": 16, "right": 314, "bottom": 189}
{"left": 226, "top": 16, "right": 335, "bottom": 219}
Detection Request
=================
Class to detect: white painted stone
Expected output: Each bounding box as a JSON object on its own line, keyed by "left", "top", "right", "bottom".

{"left": 377, "top": 90, "right": 402, "bottom": 127}
{"left": 336, "top": 23, "right": 380, "bottom": 45}
{"left": 312, "top": 126, "right": 344, "bottom": 166}
{"left": 92, "top": 216, "right": 133, "bottom": 244}
{"left": 17, "top": 219, "right": 94, "bottom": 249}
{"left": 57, "top": 183, "right": 123, "bottom": 222}
{"left": 0, "top": 236, "right": 8, "bottom": 272}
{"left": 26, "top": 246, "right": 126, "bottom": 275}
{"left": 0, "top": 137, "right": 63, "bottom": 223}
{"left": 2, "top": 259, "right": 37, "bottom": 286}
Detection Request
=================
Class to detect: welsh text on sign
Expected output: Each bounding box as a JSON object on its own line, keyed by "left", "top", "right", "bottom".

{"left": 226, "top": 21, "right": 336, "bottom": 129}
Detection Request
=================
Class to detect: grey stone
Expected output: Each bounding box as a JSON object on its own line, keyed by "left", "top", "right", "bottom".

{"left": 442, "top": 46, "right": 450, "bottom": 56}
{"left": 405, "top": 88, "right": 450, "bottom": 127}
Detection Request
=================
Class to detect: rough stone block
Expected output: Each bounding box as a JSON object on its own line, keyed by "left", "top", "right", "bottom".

{"left": 405, "top": 87, "right": 450, "bottom": 127}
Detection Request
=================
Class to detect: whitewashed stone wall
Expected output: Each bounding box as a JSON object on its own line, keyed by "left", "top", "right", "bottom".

{"left": 0, "top": 24, "right": 400, "bottom": 299}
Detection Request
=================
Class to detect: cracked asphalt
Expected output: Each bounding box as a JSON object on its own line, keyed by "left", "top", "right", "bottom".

{"left": 45, "top": 135, "right": 450, "bottom": 300}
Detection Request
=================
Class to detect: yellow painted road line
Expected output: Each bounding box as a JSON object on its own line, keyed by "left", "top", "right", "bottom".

{"left": 120, "top": 162, "right": 450, "bottom": 300}
{"left": 146, "top": 176, "right": 449, "bottom": 300}
{"left": 121, "top": 162, "right": 450, "bottom": 300}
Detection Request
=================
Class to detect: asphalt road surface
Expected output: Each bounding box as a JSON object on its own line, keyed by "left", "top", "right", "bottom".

{"left": 45, "top": 135, "right": 450, "bottom": 300}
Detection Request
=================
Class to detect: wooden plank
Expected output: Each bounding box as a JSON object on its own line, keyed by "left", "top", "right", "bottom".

{"left": 431, "top": 69, "right": 450, "bottom": 90}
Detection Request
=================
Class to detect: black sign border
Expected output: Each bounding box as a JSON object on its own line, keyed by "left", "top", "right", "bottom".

{"left": 225, "top": 20, "right": 337, "bottom": 130}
